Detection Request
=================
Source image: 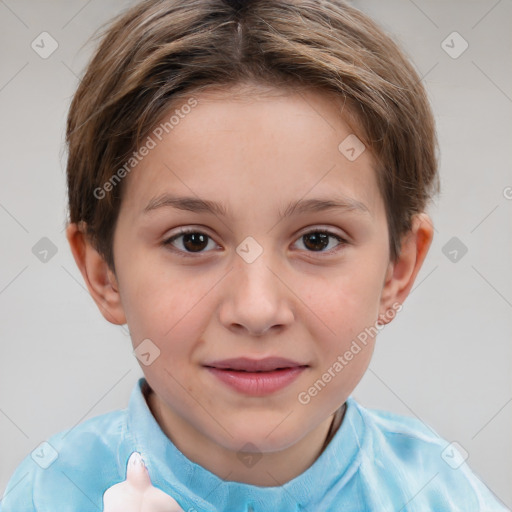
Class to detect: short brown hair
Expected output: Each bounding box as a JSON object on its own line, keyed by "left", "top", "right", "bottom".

{"left": 65, "top": 0, "right": 439, "bottom": 272}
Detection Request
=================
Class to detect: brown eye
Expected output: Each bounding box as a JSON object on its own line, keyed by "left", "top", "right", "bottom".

{"left": 163, "top": 230, "right": 216, "bottom": 254}
{"left": 295, "top": 230, "right": 346, "bottom": 254}
{"left": 180, "top": 232, "right": 209, "bottom": 252}
{"left": 302, "top": 232, "right": 330, "bottom": 251}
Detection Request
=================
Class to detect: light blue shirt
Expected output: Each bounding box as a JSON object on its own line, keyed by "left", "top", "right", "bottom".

{"left": 1, "top": 377, "right": 508, "bottom": 511}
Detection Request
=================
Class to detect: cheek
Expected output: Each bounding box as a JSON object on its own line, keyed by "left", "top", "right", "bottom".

{"left": 302, "top": 265, "right": 383, "bottom": 337}
{"left": 119, "top": 258, "right": 215, "bottom": 345}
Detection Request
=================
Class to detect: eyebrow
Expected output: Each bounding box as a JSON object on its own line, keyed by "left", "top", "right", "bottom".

{"left": 142, "top": 193, "right": 370, "bottom": 218}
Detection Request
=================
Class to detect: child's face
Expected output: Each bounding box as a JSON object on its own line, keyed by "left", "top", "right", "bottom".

{"left": 100, "top": 85, "right": 404, "bottom": 451}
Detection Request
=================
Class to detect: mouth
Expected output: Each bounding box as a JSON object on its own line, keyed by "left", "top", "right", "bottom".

{"left": 203, "top": 356, "right": 309, "bottom": 372}
{"left": 202, "top": 357, "right": 309, "bottom": 396}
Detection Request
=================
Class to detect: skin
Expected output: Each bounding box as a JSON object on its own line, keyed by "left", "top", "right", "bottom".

{"left": 67, "top": 83, "right": 433, "bottom": 488}
{"left": 102, "top": 452, "right": 184, "bottom": 511}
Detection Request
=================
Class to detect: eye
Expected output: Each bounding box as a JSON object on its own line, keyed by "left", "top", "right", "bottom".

{"left": 162, "top": 228, "right": 218, "bottom": 255}
{"left": 293, "top": 229, "right": 347, "bottom": 254}
{"left": 162, "top": 227, "right": 348, "bottom": 257}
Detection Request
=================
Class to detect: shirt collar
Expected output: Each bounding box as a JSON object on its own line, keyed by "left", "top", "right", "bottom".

{"left": 127, "top": 377, "right": 364, "bottom": 512}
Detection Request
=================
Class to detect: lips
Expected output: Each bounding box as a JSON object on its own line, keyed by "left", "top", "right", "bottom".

{"left": 204, "top": 357, "right": 309, "bottom": 396}
{"left": 203, "top": 356, "right": 308, "bottom": 372}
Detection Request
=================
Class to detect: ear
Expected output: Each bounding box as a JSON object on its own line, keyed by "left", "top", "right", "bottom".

{"left": 65, "top": 222, "right": 127, "bottom": 325}
{"left": 378, "top": 213, "right": 434, "bottom": 325}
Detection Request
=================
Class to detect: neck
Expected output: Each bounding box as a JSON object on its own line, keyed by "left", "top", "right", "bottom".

{"left": 146, "top": 388, "right": 345, "bottom": 486}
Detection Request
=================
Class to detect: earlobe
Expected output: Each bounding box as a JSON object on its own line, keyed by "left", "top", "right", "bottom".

{"left": 378, "top": 213, "right": 434, "bottom": 325}
{"left": 65, "top": 223, "right": 127, "bottom": 326}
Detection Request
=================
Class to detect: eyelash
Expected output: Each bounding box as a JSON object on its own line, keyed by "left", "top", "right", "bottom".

{"left": 162, "top": 227, "right": 348, "bottom": 257}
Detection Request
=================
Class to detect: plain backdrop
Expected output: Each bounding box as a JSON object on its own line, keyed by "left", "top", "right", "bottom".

{"left": 1, "top": 0, "right": 511, "bottom": 507}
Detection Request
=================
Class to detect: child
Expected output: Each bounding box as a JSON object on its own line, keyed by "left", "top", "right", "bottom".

{"left": 1, "top": 0, "right": 507, "bottom": 510}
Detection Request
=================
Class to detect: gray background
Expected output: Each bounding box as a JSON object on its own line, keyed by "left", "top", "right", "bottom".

{"left": 0, "top": 0, "right": 511, "bottom": 507}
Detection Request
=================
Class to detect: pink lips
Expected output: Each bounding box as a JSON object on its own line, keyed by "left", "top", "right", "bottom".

{"left": 203, "top": 357, "right": 308, "bottom": 396}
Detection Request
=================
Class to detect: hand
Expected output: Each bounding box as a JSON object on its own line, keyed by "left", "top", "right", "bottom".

{"left": 102, "top": 451, "right": 185, "bottom": 512}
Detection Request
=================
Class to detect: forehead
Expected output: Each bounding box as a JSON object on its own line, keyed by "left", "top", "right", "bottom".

{"left": 118, "top": 85, "right": 384, "bottom": 223}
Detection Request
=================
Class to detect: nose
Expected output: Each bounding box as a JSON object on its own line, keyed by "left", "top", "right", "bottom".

{"left": 218, "top": 252, "right": 295, "bottom": 337}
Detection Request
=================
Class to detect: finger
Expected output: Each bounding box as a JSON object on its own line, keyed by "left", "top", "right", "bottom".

{"left": 126, "top": 451, "right": 152, "bottom": 490}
